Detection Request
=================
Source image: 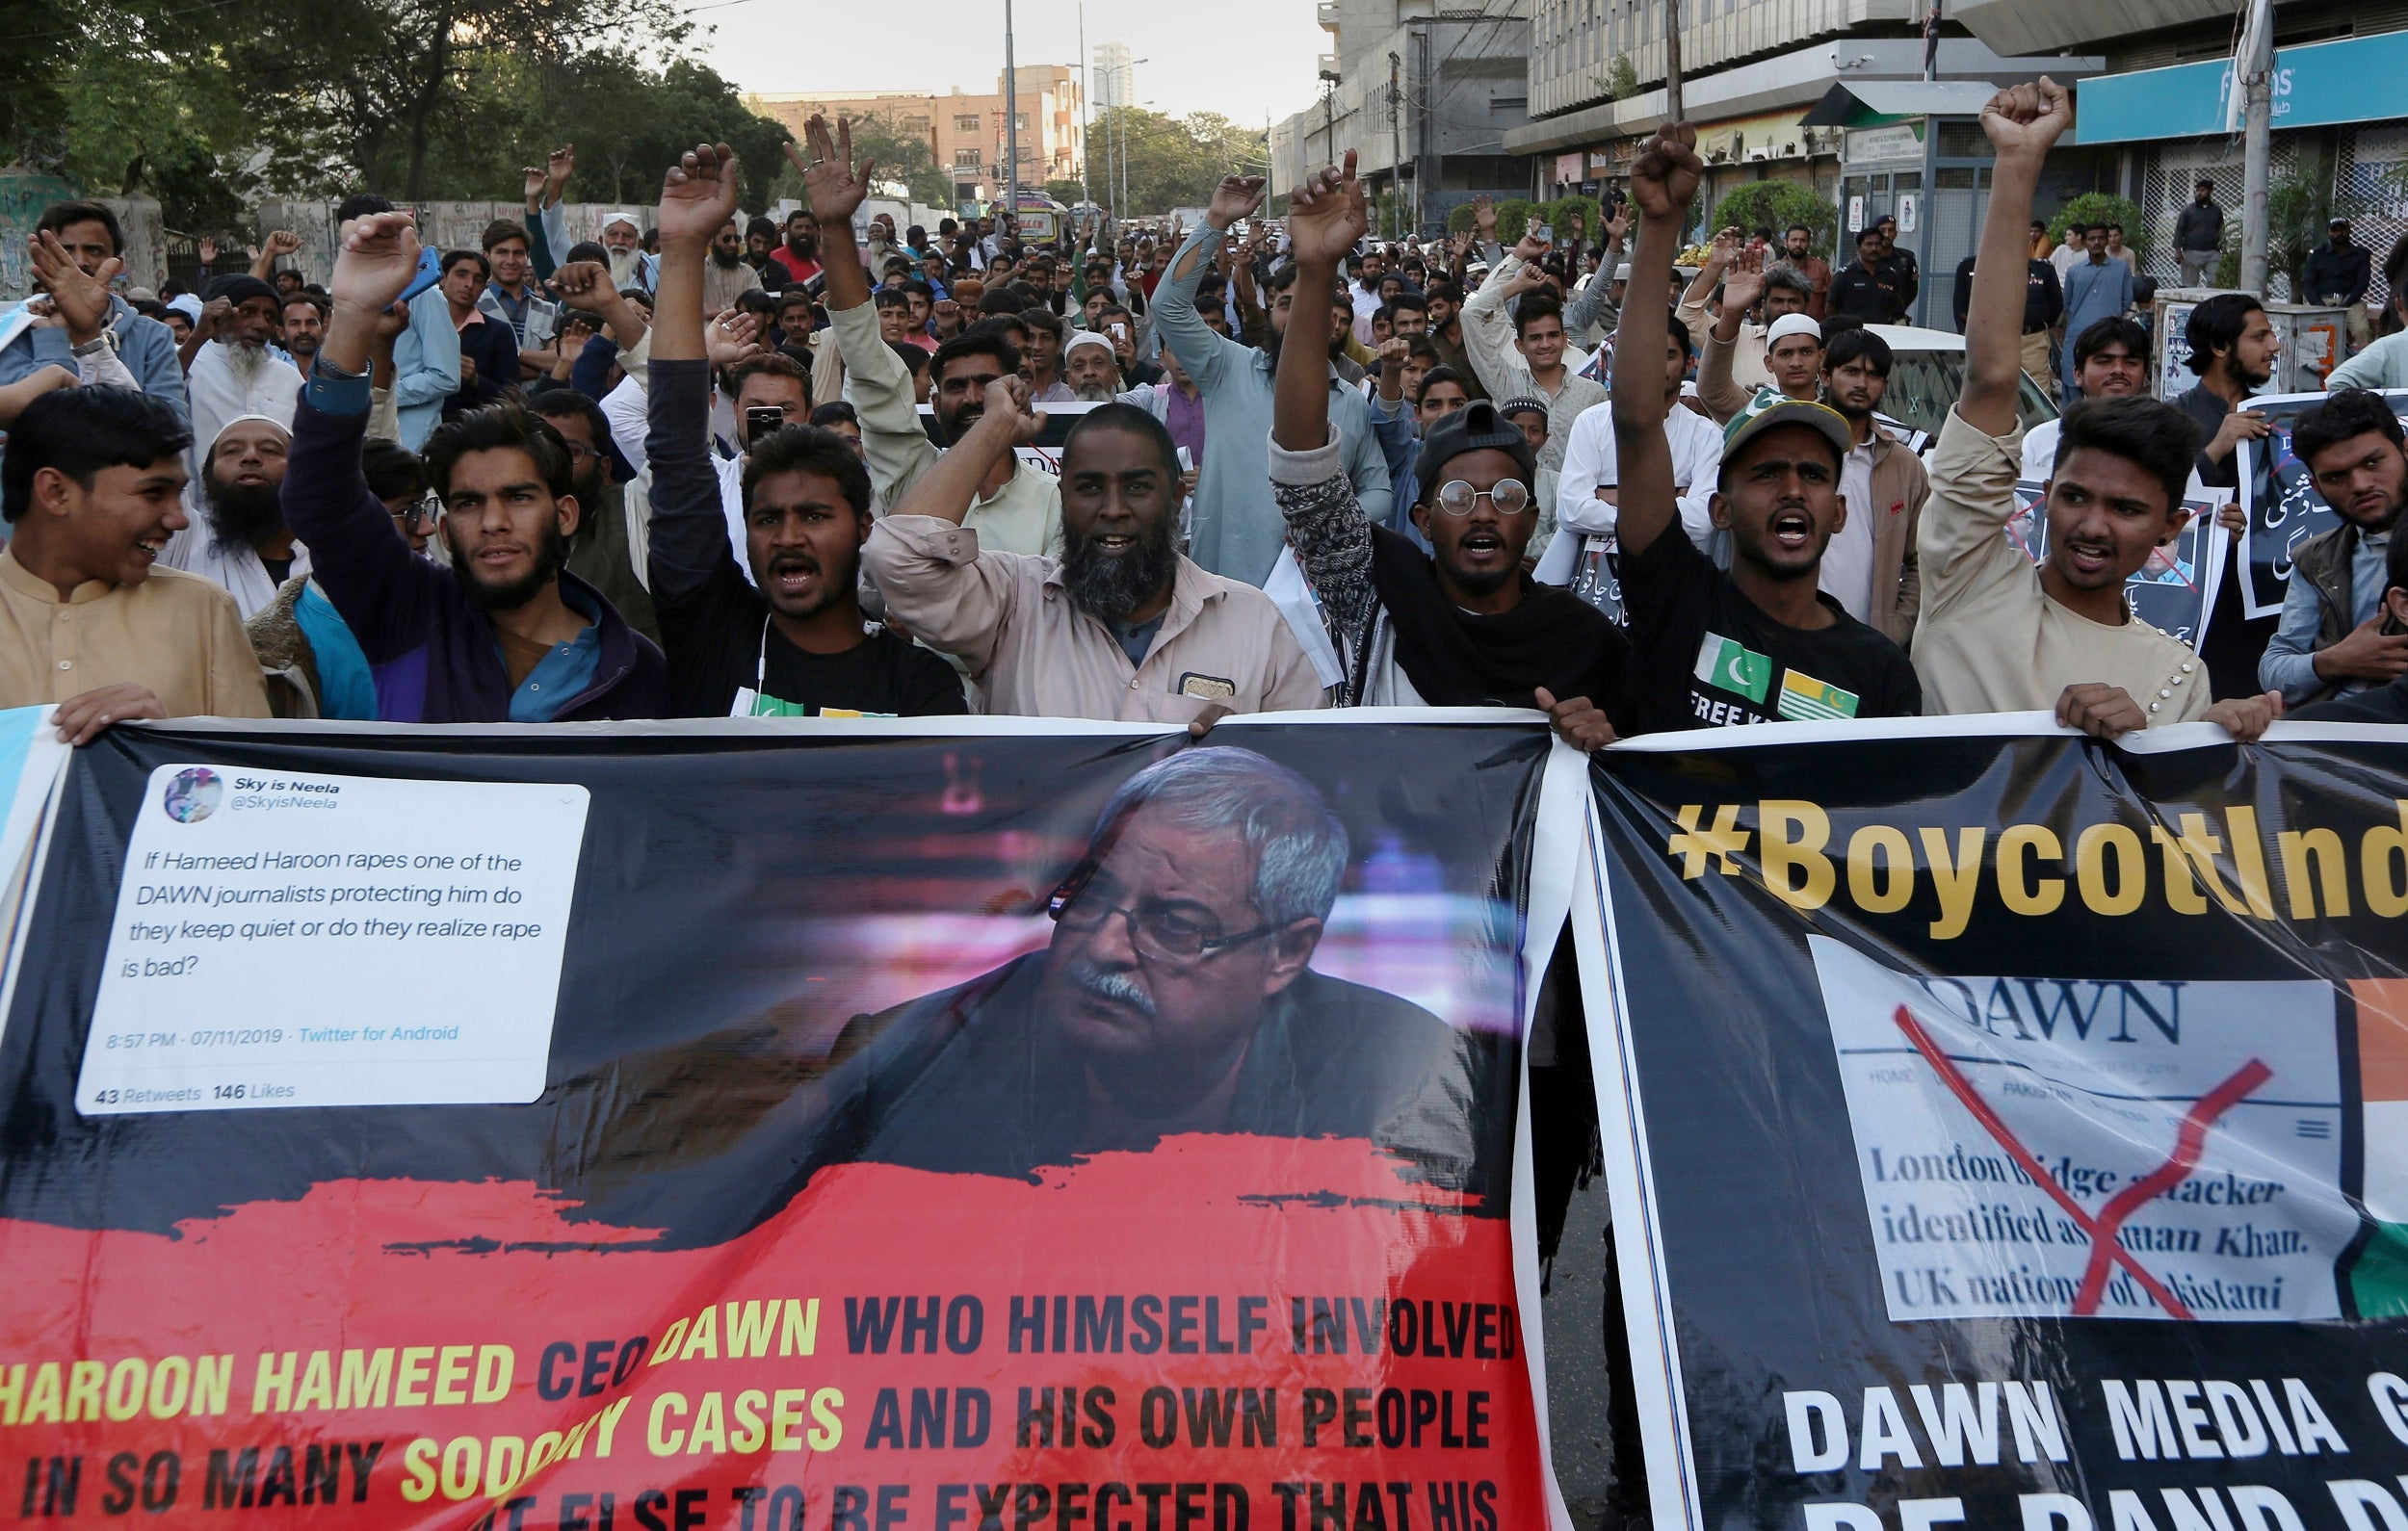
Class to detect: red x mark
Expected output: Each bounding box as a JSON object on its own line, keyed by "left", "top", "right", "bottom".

{"left": 1893, "top": 1004, "right": 2271, "bottom": 1319}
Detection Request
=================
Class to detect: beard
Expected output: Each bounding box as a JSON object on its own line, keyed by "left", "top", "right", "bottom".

{"left": 1072, "top": 380, "right": 1118, "bottom": 402}
{"left": 787, "top": 234, "right": 819, "bottom": 260}
{"left": 205, "top": 474, "right": 287, "bottom": 555}
{"left": 711, "top": 247, "right": 745, "bottom": 269}
{"left": 284, "top": 333, "right": 320, "bottom": 359}
{"left": 222, "top": 340, "right": 271, "bottom": 380}
{"left": 936, "top": 398, "right": 982, "bottom": 444}
{"left": 447, "top": 519, "right": 569, "bottom": 612}
{"left": 606, "top": 248, "right": 643, "bottom": 288}
{"left": 1060, "top": 512, "right": 1178, "bottom": 623}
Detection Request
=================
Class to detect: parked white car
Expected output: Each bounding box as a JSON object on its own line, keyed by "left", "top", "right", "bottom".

{"left": 1868, "top": 324, "right": 2058, "bottom": 452}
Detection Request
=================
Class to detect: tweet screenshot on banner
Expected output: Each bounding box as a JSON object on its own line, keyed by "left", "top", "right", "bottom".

{"left": 74, "top": 765, "right": 589, "bottom": 1114}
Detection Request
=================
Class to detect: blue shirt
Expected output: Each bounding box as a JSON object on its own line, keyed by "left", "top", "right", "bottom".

{"left": 2059, "top": 257, "right": 2133, "bottom": 380}
{"left": 2261, "top": 526, "right": 2391, "bottom": 702}
{"left": 505, "top": 582, "right": 604, "bottom": 722}
{"left": 1151, "top": 220, "right": 1393, "bottom": 586}
{"left": 294, "top": 580, "right": 379, "bottom": 719}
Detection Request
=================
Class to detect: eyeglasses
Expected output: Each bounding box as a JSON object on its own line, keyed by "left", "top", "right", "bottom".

{"left": 395, "top": 494, "right": 441, "bottom": 531}
{"left": 1432, "top": 479, "right": 1532, "bottom": 517}
{"left": 1046, "top": 862, "right": 1281, "bottom": 965}
{"left": 556, "top": 440, "right": 604, "bottom": 462}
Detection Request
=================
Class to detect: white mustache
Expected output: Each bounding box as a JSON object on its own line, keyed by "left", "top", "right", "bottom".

{"left": 1064, "top": 955, "right": 1155, "bottom": 1019}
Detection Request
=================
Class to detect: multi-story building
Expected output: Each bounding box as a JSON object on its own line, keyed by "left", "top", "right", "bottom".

{"left": 1505, "top": 0, "right": 2098, "bottom": 326}
{"left": 1963, "top": 0, "right": 2408, "bottom": 309}
{"left": 751, "top": 65, "right": 1084, "bottom": 214}
{"left": 1092, "top": 43, "right": 1135, "bottom": 112}
{"left": 1268, "top": 0, "right": 1531, "bottom": 239}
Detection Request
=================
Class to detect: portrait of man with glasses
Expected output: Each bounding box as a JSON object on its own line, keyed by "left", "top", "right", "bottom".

{"left": 805, "top": 746, "right": 1502, "bottom": 1196}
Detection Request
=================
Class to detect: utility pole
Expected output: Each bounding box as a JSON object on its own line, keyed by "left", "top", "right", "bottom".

{"left": 1409, "top": 27, "right": 1426, "bottom": 237}
{"left": 1078, "top": 5, "right": 1090, "bottom": 215}
{"left": 1664, "top": 0, "right": 1685, "bottom": 121}
{"left": 1388, "top": 51, "right": 1404, "bottom": 239}
{"left": 2238, "top": 0, "right": 2273, "bottom": 295}
{"left": 1004, "top": 0, "right": 1020, "bottom": 246}
{"left": 1423, "top": 29, "right": 1442, "bottom": 223}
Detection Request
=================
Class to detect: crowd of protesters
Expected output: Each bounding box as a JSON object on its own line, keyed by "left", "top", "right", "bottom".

{"left": 7, "top": 83, "right": 2408, "bottom": 751}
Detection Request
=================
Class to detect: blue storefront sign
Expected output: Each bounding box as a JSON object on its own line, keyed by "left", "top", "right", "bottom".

{"left": 2075, "top": 30, "right": 2408, "bottom": 144}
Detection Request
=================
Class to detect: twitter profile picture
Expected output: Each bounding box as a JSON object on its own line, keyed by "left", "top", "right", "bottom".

{"left": 161, "top": 767, "right": 222, "bottom": 825}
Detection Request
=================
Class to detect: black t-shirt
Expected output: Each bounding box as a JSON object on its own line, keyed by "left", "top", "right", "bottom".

{"left": 644, "top": 358, "right": 967, "bottom": 719}
{"left": 2174, "top": 384, "right": 2238, "bottom": 489}
{"left": 651, "top": 514, "right": 968, "bottom": 718}
{"left": 1620, "top": 527, "right": 1922, "bottom": 734}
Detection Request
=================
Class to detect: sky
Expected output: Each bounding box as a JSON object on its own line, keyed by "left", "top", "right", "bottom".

{"left": 694, "top": 0, "right": 1329, "bottom": 130}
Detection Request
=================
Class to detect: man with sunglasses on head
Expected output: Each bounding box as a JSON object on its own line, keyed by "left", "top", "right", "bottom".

{"left": 1267, "top": 152, "right": 1624, "bottom": 747}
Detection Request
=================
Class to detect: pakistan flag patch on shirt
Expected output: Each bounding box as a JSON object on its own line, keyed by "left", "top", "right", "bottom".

{"left": 1693, "top": 631, "right": 1861, "bottom": 721}
{"left": 1694, "top": 632, "right": 1771, "bottom": 703}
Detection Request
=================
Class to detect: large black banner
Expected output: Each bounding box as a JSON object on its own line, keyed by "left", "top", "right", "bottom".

{"left": 0, "top": 714, "right": 1576, "bottom": 1528}
{"left": 1581, "top": 718, "right": 2408, "bottom": 1531}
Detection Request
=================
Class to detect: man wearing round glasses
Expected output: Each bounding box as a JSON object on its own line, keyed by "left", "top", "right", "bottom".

{"left": 818, "top": 748, "right": 1498, "bottom": 1187}
{"left": 1265, "top": 153, "right": 1624, "bottom": 746}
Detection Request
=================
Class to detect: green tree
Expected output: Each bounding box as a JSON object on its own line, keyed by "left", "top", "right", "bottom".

{"left": 1082, "top": 107, "right": 1264, "bottom": 217}
{"left": 1712, "top": 181, "right": 1836, "bottom": 257}
{"left": 780, "top": 110, "right": 950, "bottom": 210}
{"left": 218, "top": 0, "right": 690, "bottom": 199}
{"left": 2047, "top": 192, "right": 2148, "bottom": 255}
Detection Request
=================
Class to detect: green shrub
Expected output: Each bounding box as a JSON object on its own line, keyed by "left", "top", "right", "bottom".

{"left": 2048, "top": 192, "right": 2147, "bottom": 256}
{"left": 1711, "top": 180, "right": 1836, "bottom": 259}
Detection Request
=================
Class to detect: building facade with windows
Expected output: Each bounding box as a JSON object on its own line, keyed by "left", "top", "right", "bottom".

{"left": 1267, "top": 0, "right": 1531, "bottom": 238}
{"left": 1503, "top": 0, "right": 2098, "bottom": 327}
{"left": 751, "top": 66, "right": 1084, "bottom": 212}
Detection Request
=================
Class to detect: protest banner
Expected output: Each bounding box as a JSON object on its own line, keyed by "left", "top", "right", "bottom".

{"left": 0, "top": 712, "right": 1583, "bottom": 1529}
{"left": 2233, "top": 389, "right": 2408, "bottom": 619}
{"left": 1576, "top": 715, "right": 2408, "bottom": 1531}
{"left": 2007, "top": 482, "right": 2216, "bottom": 645}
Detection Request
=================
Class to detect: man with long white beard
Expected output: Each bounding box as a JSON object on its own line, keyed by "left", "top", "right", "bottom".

{"left": 183, "top": 275, "right": 300, "bottom": 480}
{"left": 599, "top": 214, "right": 658, "bottom": 297}
{"left": 161, "top": 413, "right": 304, "bottom": 619}
{"left": 1063, "top": 331, "right": 1122, "bottom": 402}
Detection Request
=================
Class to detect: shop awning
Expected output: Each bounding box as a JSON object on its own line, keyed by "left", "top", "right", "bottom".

{"left": 2074, "top": 30, "right": 2408, "bottom": 143}
{"left": 1800, "top": 81, "right": 2000, "bottom": 127}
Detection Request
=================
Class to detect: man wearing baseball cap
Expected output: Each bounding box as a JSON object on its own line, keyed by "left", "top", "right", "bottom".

{"left": 1610, "top": 123, "right": 1923, "bottom": 735}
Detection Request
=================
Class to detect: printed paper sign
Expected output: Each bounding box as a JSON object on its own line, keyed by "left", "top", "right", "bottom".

{"left": 76, "top": 766, "right": 589, "bottom": 1113}
{"left": 1812, "top": 936, "right": 2360, "bottom": 1321}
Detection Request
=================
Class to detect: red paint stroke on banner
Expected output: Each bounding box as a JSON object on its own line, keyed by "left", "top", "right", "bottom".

{"left": 0, "top": 1133, "right": 1537, "bottom": 1529}
{"left": 1893, "top": 1004, "right": 2270, "bottom": 1318}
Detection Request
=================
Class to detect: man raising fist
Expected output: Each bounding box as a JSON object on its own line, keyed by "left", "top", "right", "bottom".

{"left": 1909, "top": 79, "right": 2278, "bottom": 741}
{"left": 279, "top": 208, "right": 666, "bottom": 722}
{"left": 1267, "top": 150, "right": 1622, "bottom": 743}
{"left": 643, "top": 140, "right": 964, "bottom": 719}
